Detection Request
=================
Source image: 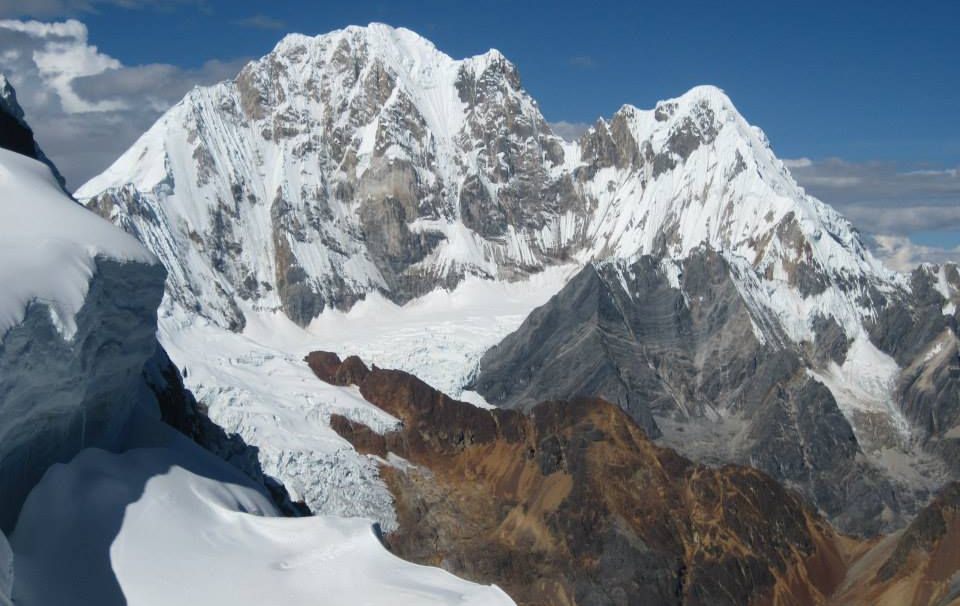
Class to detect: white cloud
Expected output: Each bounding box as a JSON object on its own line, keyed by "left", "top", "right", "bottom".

{"left": 903, "top": 168, "right": 958, "bottom": 177}
{"left": 787, "top": 157, "right": 960, "bottom": 235}
{"left": 798, "top": 174, "right": 862, "bottom": 187}
{"left": 869, "top": 234, "right": 960, "bottom": 272}
{"left": 782, "top": 157, "right": 812, "bottom": 168}
{"left": 786, "top": 157, "right": 960, "bottom": 270}
{"left": 569, "top": 55, "right": 596, "bottom": 69}
{"left": 0, "top": 18, "right": 246, "bottom": 188}
{"left": 548, "top": 120, "right": 590, "bottom": 142}
{"left": 0, "top": 19, "right": 122, "bottom": 112}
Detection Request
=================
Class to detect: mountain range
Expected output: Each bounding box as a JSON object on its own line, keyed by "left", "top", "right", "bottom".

{"left": 77, "top": 23, "right": 959, "bottom": 535}
{"left": 0, "top": 21, "right": 957, "bottom": 606}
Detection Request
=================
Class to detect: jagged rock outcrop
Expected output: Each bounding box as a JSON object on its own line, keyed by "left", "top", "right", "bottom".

{"left": 315, "top": 351, "right": 960, "bottom": 606}
{"left": 313, "top": 351, "right": 852, "bottom": 606}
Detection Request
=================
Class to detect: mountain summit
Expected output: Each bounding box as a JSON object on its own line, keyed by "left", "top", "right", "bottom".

{"left": 79, "top": 24, "right": 891, "bottom": 335}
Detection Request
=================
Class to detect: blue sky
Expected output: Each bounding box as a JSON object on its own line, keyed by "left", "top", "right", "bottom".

{"left": 68, "top": 0, "right": 960, "bottom": 164}
{"left": 0, "top": 0, "right": 957, "bottom": 265}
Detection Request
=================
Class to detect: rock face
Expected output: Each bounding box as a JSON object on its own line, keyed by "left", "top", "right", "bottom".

{"left": 0, "top": 530, "right": 11, "bottom": 606}
{"left": 313, "top": 352, "right": 852, "bottom": 606}
{"left": 0, "top": 158, "right": 164, "bottom": 533}
{"left": 0, "top": 258, "right": 165, "bottom": 531}
{"left": 473, "top": 251, "right": 955, "bottom": 535}
{"left": 876, "top": 264, "right": 960, "bottom": 475}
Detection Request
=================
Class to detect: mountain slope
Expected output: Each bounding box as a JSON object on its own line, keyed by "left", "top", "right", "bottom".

{"left": 0, "top": 77, "right": 519, "bottom": 606}
{"left": 78, "top": 25, "right": 896, "bottom": 340}
{"left": 11, "top": 437, "right": 514, "bottom": 606}
{"left": 320, "top": 352, "right": 960, "bottom": 606}
{"left": 78, "top": 24, "right": 569, "bottom": 329}
{"left": 832, "top": 482, "right": 960, "bottom": 606}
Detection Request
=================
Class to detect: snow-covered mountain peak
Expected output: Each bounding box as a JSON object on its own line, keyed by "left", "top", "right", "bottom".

{"left": 78, "top": 24, "right": 563, "bottom": 329}
{"left": 0, "top": 75, "right": 23, "bottom": 122}
{"left": 79, "top": 26, "right": 898, "bottom": 349}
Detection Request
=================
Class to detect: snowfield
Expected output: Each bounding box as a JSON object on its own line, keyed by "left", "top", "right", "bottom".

{"left": 9, "top": 418, "right": 514, "bottom": 606}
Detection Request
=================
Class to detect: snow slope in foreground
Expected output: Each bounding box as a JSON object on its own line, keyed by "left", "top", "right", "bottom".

{"left": 10, "top": 432, "right": 514, "bottom": 606}
{"left": 0, "top": 148, "right": 155, "bottom": 340}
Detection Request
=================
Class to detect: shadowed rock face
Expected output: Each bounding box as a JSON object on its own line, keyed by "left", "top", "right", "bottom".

{"left": 310, "top": 352, "right": 851, "bottom": 606}
{"left": 471, "top": 250, "right": 909, "bottom": 536}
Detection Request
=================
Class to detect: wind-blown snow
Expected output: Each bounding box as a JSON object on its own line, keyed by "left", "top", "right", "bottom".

{"left": 10, "top": 437, "right": 514, "bottom": 605}
{"left": 0, "top": 148, "right": 155, "bottom": 340}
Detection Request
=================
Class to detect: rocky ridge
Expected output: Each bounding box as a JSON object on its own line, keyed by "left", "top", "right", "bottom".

{"left": 311, "top": 351, "right": 850, "bottom": 606}
{"left": 312, "top": 351, "right": 960, "bottom": 606}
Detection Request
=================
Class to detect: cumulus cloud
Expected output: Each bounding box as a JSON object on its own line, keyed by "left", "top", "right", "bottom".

{"left": 548, "top": 120, "right": 590, "bottom": 142}
{"left": 781, "top": 157, "right": 812, "bottom": 169}
{"left": 0, "top": 18, "right": 246, "bottom": 188}
{"left": 785, "top": 156, "right": 960, "bottom": 270}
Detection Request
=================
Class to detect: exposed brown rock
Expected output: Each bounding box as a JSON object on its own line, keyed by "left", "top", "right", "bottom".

{"left": 304, "top": 351, "right": 370, "bottom": 386}
{"left": 310, "top": 352, "right": 857, "bottom": 606}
